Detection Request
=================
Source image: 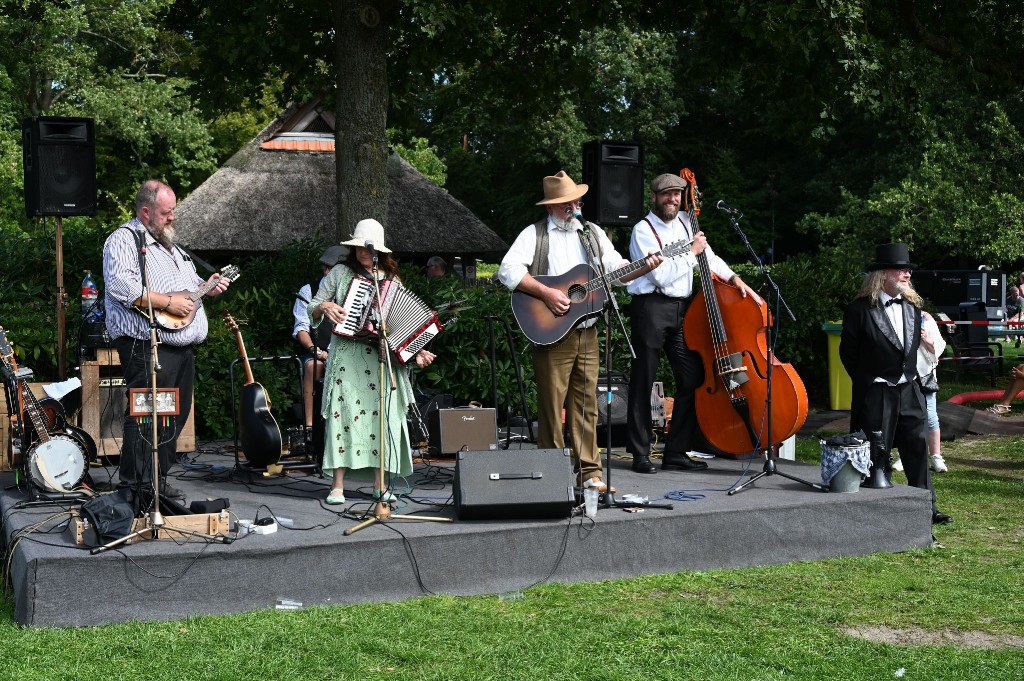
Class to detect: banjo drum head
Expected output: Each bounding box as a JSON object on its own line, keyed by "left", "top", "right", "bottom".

{"left": 28, "top": 435, "right": 87, "bottom": 493}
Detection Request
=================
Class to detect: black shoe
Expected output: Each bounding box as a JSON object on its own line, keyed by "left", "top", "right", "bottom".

{"left": 161, "top": 482, "right": 187, "bottom": 501}
{"left": 662, "top": 453, "right": 709, "bottom": 471}
{"left": 631, "top": 455, "right": 657, "bottom": 474}
{"left": 932, "top": 511, "right": 952, "bottom": 525}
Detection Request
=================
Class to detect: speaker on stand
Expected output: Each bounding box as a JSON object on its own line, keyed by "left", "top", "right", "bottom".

{"left": 22, "top": 117, "right": 97, "bottom": 218}
{"left": 581, "top": 140, "right": 644, "bottom": 228}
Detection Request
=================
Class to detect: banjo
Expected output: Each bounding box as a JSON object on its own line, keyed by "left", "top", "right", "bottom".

{"left": 0, "top": 327, "right": 88, "bottom": 493}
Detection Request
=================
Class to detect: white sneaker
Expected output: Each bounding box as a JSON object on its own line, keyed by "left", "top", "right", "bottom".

{"left": 892, "top": 456, "right": 904, "bottom": 472}
{"left": 931, "top": 454, "right": 948, "bottom": 473}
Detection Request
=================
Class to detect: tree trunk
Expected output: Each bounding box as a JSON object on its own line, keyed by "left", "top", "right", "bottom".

{"left": 333, "top": 0, "right": 395, "bottom": 241}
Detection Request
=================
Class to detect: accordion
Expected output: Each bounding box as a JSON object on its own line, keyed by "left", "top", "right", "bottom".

{"left": 333, "top": 276, "right": 442, "bottom": 364}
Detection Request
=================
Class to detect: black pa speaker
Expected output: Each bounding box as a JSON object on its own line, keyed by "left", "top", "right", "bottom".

{"left": 22, "top": 116, "right": 97, "bottom": 218}
{"left": 454, "top": 449, "right": 575, "bottom": 520}
{"left": 581, "top": 140, "right": 644, "bottom": 227}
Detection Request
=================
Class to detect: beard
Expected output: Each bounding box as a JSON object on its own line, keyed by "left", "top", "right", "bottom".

{"left": 654, "top": 203, "right": 679, "bottom": 222}
{"left": 149, "top": 223, "right": 175, "bottom": 250}
{"left": 550, "top": 213, "right": 579, "bottom": 231}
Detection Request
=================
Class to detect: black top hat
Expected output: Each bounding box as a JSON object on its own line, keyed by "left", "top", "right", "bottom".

{"left": 867, "top": 243, "right": 917, "bottom": 271}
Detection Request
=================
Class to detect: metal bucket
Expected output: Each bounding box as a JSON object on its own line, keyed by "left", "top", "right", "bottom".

{"left": 829, "top": 460, "right": 862, "bottom": 493}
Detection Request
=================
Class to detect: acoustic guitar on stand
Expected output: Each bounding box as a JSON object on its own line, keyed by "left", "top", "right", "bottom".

{"left": 135, "top": 265, "right": 240, "bottom": 332}
{"left": 511, "top": 237, "right": 694, "bottom": 346}
{"left": 224, "top": 312, "right": 283, "bottom": 468}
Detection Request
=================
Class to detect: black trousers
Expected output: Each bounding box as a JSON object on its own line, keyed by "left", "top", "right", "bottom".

{"left": 626, "top": 293, "right": 703, "bottom": 457}
{"left": 851, "top": 380, "right": 936, "bottom": 511}
{"left": 114, "top": 337, "right": 195, "bottom": 490}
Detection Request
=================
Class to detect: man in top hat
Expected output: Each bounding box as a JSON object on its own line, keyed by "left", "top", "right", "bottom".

{"left": 625, "top": 173, "right": 757, "bottom": 474}
{"left": 293, "top": 244, "right": 349, "bottom": 438}
{"left": 497, "top": 171, "right": 663, "bottom": 491}
{"left": 839, "top": 243, "right": 951, "bottom": 525}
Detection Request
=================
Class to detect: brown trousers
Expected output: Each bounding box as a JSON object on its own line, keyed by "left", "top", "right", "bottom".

{"left": 532, "top": 326, "right": 601, "bottom": 484}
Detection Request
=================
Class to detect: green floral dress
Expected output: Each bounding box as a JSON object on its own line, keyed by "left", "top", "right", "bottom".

{"left": 308, "top": 264, "right": 414, "bottom": 480}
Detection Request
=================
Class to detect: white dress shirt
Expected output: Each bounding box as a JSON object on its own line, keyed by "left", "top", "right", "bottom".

{"left": 626, "top": 211, "right": 735, "bottom": 297}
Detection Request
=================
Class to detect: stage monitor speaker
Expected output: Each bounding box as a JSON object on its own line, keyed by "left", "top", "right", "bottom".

{"left": 22, "top": 116, "right": 97, "bottom": 218}
{"left": 581, "top": 140, "right": 644, "bottom": 227}
{"left": 429, "top": 407, "right": 498, "bottom": 456}
{"left": 454, "top": 448, "right": 575, "bottom": 520}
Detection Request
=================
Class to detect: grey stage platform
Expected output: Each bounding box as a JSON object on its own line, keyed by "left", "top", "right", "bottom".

{"left": 1, "top": 444, "right": 932, "bottom": 627}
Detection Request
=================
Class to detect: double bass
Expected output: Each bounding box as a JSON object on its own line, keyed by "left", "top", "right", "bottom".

{"left": 680, "top": 169, "right": 808, "bottom": 454}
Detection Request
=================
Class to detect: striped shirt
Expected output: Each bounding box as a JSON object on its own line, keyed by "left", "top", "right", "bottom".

{"left": 102, "top": 218, "right": 208, "bottom": 346}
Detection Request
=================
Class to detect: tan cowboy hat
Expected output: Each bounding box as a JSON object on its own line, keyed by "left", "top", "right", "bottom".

{"left": 340, "top": 218, "right": 392, "bottom": 253}
{"left": 535, "top": 171, "right": 589, "bottom": 205}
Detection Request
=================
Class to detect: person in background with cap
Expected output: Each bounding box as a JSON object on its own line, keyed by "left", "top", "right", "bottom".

{"left": 625, "top": 173, "right": 756, "bottom": 474}
{"left": 309, "top": 219, "right": 436, "bottom": 506}
{"left": 497, "top": 171, "right": 663, "bottom": 493}
{"left": 425, "top": 255, "right": 447, "bottom": 278}
{"left": 292, "top": 244, "right": 348, "bottom": 440}
{"left": 840, "top": 243, "right": 951, "bottom": 526}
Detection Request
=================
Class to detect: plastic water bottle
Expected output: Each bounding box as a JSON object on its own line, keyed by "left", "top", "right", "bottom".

{"left": 81, "top": 270, "right": 99, "bottom": 320}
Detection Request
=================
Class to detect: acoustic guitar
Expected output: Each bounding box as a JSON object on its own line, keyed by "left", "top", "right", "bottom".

{"left": 224, "top": 312, "right": 282, "bottom": 467}
{"left": 511, "top": 237, "right": 694, "bottom": 346}
{"left": 136, "top": 265, "right": 241, "bottom": 332}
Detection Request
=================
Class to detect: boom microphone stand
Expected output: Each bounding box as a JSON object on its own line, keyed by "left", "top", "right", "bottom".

{"left": 721, "top": 206, "right": 824, "bottom": 495}
{"left": 345, "top": 245, "right": 450, "bottom": 534}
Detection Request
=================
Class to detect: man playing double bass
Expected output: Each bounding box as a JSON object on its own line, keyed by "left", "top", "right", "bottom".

{"left": 625, "top": 173, "right": 756, "bottom": 474}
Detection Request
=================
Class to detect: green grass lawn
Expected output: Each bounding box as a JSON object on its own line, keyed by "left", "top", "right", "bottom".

{"left": 1, "top": 428, "right": 1021, "bottom": 680}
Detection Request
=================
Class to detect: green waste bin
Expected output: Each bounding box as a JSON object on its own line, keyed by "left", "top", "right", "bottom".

{"left": 822, "top": 322, "right": 852, "bottom": 410}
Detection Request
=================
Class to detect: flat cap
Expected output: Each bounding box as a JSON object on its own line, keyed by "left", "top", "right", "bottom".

{"left": 650, "top": 173, "right": 688, "bottom": 193}
{"left": 319, "top": 245, "right": 349, "bottom": 266}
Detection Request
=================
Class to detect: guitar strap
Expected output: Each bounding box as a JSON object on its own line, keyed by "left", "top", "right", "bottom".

{"left": 118, "top": 225, "right": 148, "bottom": 292}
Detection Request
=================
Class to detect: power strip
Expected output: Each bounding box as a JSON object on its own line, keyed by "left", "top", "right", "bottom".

{"left": 237, "top": 519, "right": 277, "bottom": 535}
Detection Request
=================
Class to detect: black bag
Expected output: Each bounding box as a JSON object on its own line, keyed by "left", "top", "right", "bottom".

{"left": 81, "top": 490, "right": 136, "bottom": 544}
{"left": 919, "top": 370, "right": 940, "bottom": 394}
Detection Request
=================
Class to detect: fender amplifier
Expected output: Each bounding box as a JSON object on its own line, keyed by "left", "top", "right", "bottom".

{"left": 429, "top": 407, "right": 497, "bottom": 456}
{"left": 454, "top": 448, "right": 575, "bottom": 520}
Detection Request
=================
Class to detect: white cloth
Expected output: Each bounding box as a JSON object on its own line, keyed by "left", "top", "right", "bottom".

{"left": 916, "top": 314, "right": 946, "bottom": 378}
{"left": 626, "top": 211, "right": 734, "bottom": 297}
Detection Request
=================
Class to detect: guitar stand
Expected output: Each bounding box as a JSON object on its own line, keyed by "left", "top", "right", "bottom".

{"left": 727, "top": 449, "right": 826, "bottom": 495}
{"left": 229, "top": 355, "right": 318, "bottom": 476}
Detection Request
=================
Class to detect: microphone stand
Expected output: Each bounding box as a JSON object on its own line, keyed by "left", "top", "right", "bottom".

{"left": 346, "top": 245, "right": 451, "bottom": 534}
{"left": 577, "top": 220, "right": 633, "bottom": 508}
{"left": 722, "top": 209, "right": 824, "bottom": 495}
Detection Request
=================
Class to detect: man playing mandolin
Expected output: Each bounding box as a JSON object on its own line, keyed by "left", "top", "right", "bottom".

{"left": 625, "top": 173, "right": 756, "bottom": 474}
{"left": 497, "top": 171, "right": 662, "bottom": 492}
{"left": 103, "top": 180, "right": 232, "bottom": 504}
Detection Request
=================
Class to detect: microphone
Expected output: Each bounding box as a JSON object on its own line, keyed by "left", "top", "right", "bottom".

{"left": 574, "top": 209, "right": 590, "bottom": 234}
{"left": 364, "top": 240, "right": 376, "bottom": 254}
{"left": 716, "top": 200, "right": 742, "bottom": 216}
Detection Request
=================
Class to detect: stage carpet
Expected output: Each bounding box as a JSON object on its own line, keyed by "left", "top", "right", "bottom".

{"left": 1, "top": 443, "right": 932, "bottom": 627}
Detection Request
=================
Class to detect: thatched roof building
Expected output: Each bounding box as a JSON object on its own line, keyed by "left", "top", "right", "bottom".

{"left": 174, "top": 99, "right": 507, "bottom": 263}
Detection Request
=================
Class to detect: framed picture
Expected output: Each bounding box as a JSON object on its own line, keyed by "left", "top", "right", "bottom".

{"left": 129, "top": 387, "right": 180, "bottom": 417}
